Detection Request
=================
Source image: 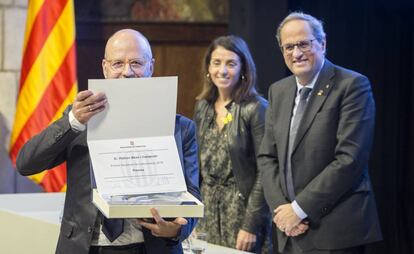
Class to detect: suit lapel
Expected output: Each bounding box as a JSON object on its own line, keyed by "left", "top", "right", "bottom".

{"left": 292, "top": 60, "right": 335, "bottom": 154}
{"left": 174, "top": 120, "right": 186, "bottom": 174}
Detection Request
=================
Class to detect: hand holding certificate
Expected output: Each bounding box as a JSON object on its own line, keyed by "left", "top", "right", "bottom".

{"left": 87, "top": 77, "right": 203, "bottom": 218}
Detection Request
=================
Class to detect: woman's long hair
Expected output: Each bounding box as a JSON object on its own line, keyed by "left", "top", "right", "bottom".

{"left": 196, "top": 35, "right": 258, "bottom": 103}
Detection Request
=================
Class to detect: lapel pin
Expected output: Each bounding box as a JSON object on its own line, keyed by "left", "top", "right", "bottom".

{"left": 317, "top": 90, "right": 324, "bottom": 96}
{"left": 325, "top": 84, "right": 330, "bottom": 89}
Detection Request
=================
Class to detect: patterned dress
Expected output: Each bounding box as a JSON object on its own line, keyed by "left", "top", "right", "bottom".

{"left": 197, "top": 120, "right": 247, "bottom": 249}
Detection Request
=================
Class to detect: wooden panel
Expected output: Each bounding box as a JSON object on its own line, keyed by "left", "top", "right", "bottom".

{"left": 152, "top": 44, "right": 206, "bottom": 117}
{"left": 76, "top": 21, "right": 227, "bottom": 117}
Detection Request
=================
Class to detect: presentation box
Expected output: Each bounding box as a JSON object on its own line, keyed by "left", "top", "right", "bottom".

{"left": 92, "top": 189, "right": 204, "bottom": 218}
{"left": 88, "top": 77, "right": 204, "bottom": 219}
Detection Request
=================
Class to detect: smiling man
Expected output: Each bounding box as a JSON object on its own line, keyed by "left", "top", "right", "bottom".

{"left": 16, "top": 29, "right": 200, "bottom": 254}
{"left": 259, "top": 12, "right": 382, "bottom": 254}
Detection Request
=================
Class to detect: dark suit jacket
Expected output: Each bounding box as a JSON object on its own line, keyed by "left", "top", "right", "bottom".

{"left": 17, "top": 107, "right": 200, "bottom": 254}
{"left": 258, "top": 60, "right": 382, "bottom": 252}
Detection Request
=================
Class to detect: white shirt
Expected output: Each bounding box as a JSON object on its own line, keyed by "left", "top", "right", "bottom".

{"left": 68, "top": 110, "right": 144, "bottom": 245}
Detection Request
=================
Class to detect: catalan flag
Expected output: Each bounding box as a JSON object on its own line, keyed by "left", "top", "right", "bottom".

{"left": 9, "top": 0, "right": 77, "bottom": 192}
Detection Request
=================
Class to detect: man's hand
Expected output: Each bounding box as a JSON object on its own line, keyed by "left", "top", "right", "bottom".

{"left": 72, "top": 90, "right": 107, "bottom": 124}
{"left": 286, "top": 221, "right": 309, "bottom": 237}
{"left": 274, "top": 203, "right": 301, "bottom": 234}
{"left": 236, "top": 229, "right": 256, "bottom": 251}
{"left": 138, "top": 208, "right": 187, "bottom": 238}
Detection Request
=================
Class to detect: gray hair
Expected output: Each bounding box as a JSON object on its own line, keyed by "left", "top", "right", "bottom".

{"left": 276, "top": 12, "right": 326, "bottom": 46}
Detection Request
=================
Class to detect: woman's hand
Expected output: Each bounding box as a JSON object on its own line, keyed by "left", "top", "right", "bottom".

{"left": 236, "top": 229, "right": 256, "bottom": 251}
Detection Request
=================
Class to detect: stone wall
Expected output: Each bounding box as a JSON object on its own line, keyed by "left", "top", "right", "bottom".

{"left": 0, "top": 0, "right": 41, "bottom": 193}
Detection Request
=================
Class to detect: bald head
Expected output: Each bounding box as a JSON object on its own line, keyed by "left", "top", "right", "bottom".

{"left": 104, "top": 29, "right": 152, "bottom": 60}
{"left": 102, "top": 29, "right": 154, "bottom": 79}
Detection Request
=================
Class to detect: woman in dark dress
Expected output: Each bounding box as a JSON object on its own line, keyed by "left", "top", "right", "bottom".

{"left": 193, "top": 35, "right": 272, "bottom": 253}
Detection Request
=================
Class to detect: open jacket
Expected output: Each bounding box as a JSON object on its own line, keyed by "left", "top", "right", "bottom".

{"left": 16, "top": 106, "right": 200, "bottom": 254}
{"left": 193, "top": 95, "right": 269, "bottom": 233}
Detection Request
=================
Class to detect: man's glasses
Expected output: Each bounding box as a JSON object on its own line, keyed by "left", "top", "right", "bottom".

{"left": 105, "top": 58, "right": 148, "bottom": 74}
{"left": 280, "top": 39, "right": 316, "bottom": 54}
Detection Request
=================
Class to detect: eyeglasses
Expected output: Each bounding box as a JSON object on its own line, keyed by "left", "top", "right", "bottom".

{"left": 280, "top": 39, "right": 316, "bottom": 54}
{"left": 105, "top": 58, "right": 148, "bottom": 74}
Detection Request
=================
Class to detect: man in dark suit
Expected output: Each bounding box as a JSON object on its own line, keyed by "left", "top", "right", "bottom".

{"left": 16, "top": 29, "right": 200, "bottom": 254}
{"left": 258, "top": 12, "right": 382, "bottom": 254}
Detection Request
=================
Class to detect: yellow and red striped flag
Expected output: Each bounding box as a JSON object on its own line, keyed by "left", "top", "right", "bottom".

{"left": 9, "top": 0, "right": 77, "bottom": 192}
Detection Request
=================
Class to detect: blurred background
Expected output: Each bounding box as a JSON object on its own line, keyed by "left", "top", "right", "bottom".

{"left": 0, "top": 0, "right": 412, "bottom": 253}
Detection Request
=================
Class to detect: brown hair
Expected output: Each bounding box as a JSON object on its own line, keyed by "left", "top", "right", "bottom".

{"left": 196, "top": 35, "right": 257, "bottom": 103}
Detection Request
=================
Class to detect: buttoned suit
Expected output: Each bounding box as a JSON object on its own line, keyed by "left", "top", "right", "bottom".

{"left": 17, "top": 107, "right": 200, "bottom": 254}
{"left": 259, "top": 60, "right": 382, "bottom": 253}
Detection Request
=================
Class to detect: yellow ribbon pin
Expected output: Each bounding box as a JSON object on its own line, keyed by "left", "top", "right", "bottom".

{"left": 222, "top": 113, "right": 233, "bottom": 125}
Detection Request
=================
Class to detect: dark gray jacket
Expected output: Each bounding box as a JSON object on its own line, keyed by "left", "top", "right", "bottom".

{"left": 193, "top": 95, "right": 269, "bottom": 233}
{"left": 259, "top": 60, "right": 382, "bottom": 252}
{"left": 17, "top": 107, "right": 200, "bottom": 254}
